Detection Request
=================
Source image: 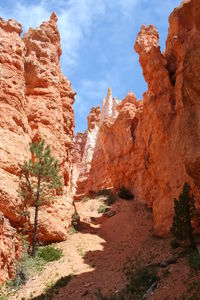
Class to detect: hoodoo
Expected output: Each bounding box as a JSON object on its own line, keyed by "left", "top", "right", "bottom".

{"left": 0, "top": 14, "right": 75, "bottom": 282}
{"left": 73, "top": 0, "right": 200, "bottom": 237}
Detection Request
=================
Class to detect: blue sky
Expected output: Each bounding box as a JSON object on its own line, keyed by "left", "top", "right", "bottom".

{"left": 0, "top": 0, "right": 181, "bottom": 133}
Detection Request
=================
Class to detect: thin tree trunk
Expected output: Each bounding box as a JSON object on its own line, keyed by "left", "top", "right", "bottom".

{"left": 31, "top": 174, "right": 40, "bottom": 256}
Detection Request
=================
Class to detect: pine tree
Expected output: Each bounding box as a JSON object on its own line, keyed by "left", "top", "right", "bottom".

{"left": 171, "top": 182, "right": 196, "bottom": 249}
{"left": 21, "top": 139, "right": 63, "bottom": 256}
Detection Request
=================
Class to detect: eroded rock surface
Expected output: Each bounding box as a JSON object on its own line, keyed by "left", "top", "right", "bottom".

{"left": 0, "top": 14, "right": 75, "bottom": 281}
{"left": 73, "top": 0, "right": 200, "bottom": 237}
{"left": 72, "top": 88, "right": 120, "bottom": 199}
{"left": 0, "top": 213, "right": 21, "bottom": 284}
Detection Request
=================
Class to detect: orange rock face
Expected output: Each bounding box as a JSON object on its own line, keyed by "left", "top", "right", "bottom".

{"left": 0, "top": 213, "right": 21, "bottom": 284}
{"left": 72, "top": 106, "right": 101, "bottom": 199}
{"left": 73, "top": 0, "right": 200, "bottom": 237}
{"left": 23, "top": 12, "right": 75, "bottom": 186}
{"left": 0, "top": 14, "right": 75, "bottom": 281}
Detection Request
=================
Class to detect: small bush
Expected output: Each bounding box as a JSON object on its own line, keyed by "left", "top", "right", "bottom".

{"left": 170, "top": 239, "right": 180, "bottom": 249}
{"left": 118, "top": 187, "right": 134, "bottom": 200}
{"left": 69, "top": 225, "right": 77, "bottom": 235}
{"left": 98, "top": 204, "right": 108, "bottom": 214}
{"left": 36, "top": 246, "right": 63, "bottom": 262}
{"left": 187, "top": 252, "right": 200, "bottom": 271}
{"left": 8, "top": 266, "right": 28, "bottom": 289}
{"left": 171, "top": 182, "right": 196, "bottom": 249}
{"left": 71, "top": 212, "right": 80, "bottom": 231}
{"left": 124, "top": 262, "right": 158, "bottom": 297}
{"left": 5, "top": 253, "right": 46, "bottom": 291}
{"left": 106, "top": 193, "right": 117, "bottom": 206}
{"left": 97, "top": 189, "right": 117, "bottom": 206}
{"left": 2, "top": 245, "right": 63, "bottom": 297}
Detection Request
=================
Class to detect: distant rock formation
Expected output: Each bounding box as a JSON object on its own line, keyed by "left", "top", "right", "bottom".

{"left": 73, "top": 0, "right": 200, "bottom": 237}
{"left": 72, "top": 88, "right": 120, "bottom": 199}
{"left": 0, "top": 13, "right": 75, "bottom": 281}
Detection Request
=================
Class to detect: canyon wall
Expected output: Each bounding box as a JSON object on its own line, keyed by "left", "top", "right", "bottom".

{"left": 0, "top": 14, "right": 75, "bottom": 282}
{"left": 73, "top": 0, "right": 200, "bottom": 237}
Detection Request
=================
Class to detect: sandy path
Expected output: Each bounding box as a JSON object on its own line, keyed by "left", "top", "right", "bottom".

{"left": 8, "top": 197, "right": 152, "bottom": 299}
{"left": 7, "top": 196, "right": 193, "bottom": 300}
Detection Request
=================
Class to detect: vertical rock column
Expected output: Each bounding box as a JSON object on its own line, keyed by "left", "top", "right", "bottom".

{"left": 23, "top": 12, "right": 75, "bottom": 186}
{"left": 0, "top": 18, "right": 30, "bottom": 283}
{"left": 23, "top": 13, "right": 76, "bottom": 242}
{"left": 0, "top": 18, "right": 31, "bottom": 222}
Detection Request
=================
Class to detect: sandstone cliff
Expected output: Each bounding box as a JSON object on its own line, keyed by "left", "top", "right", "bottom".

{"left": 0, "top": 14, "right": 75, "bottom": 281}
{"left": 73, "top": 0, "right": 200, "bottom": 237}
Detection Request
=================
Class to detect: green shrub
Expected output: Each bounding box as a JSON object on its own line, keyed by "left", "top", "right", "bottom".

{"left": 98, "top": 204, "right": 108, "bottom": 214}
{"left": 187, "top": 252, "right": 200, "bottom": 271}
{"left": 171, "top": 183, "right": 196, "bottom": 249}
{"left": 118, "top": 187, "right": 134, "bottom": 200}
{"left": 170, "top": 239, "right": 180, "bottom": 249}
{"left": 36, "top": 246, "right": 63, "bottom": 262}
{"left": 3, "top": 245, "right": 63, "bottom": 297}
{"left": 69, "top": 225, "right": 77, "bottom": 235}
{"left": 96, "top": 189, "right": 117, "bottom": 206}
{"left": 5, "top": 252, "right": 46, "bottom": 291}
{"left": 71, "top": 212, "right": 80, "bottom": 231}
{"left": 186, "top": 281, "right": 200, "bottom": 300}
{"left": 124, "top": 262, "right": 158, "bottom": 298}
{"left": 106, "top": 193, "right": 117, "bottom": 206}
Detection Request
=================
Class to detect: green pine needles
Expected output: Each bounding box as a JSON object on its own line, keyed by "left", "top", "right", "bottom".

{"left": 21, "top": 139, "right": 63, "bottom": 256}
{"left": 171, "top": 182, "right": 196, "bottom": 249}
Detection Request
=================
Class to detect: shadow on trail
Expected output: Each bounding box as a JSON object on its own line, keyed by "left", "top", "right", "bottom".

{"left": 31, "top": 200, "right": 153, "bottom": 300}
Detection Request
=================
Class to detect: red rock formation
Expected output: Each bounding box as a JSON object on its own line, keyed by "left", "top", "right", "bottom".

{"left": 0, "top": 14, "right": 75, "bottom": 281}
{"left": 71, "top": 132, "right": 88, "bottom": 197}
{"left": 0, "top": 213, "right": 21, "bottom": 284}
{"left": 133, "top": 0, "right": 200, "bottom": 235}
{"left": 22, "top": 13, "right": 76, "bottom": 242}
{"left": 74, "top": 0, "right": 200, "bottom": 237}
{"left": 86, "top": 92, "right": 143, "bottom": 195}
{"left": 72, "top": 89, "right": 120, "bottom": 199}
{"left": 23, "top": 12, "right": 75, "bottom": 186}
{"left": 72, "top": 106, "right": 101, "bottom": 199}
{"left": 0, "top": 17, "right": 31, "bottom": 224}
{"left": 87, "top": 106, "right": 101, "bottom": 130}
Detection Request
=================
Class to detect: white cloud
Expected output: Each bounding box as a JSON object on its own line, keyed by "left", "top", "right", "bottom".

{"left": 0, "top": 0, "right": 141, "bottom": 68}
{"left": 0, "top": 1, "right": 50, "bottom": 31}
{"left": 78, "top": 79, "right": 108, "bottom": 99}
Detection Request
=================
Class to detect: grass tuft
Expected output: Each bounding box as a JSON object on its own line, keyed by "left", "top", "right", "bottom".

{"left": 36, "top": 246, "right": 63, "bottom": 263}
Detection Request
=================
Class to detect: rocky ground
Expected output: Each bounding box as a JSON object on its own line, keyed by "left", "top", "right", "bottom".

{"left": 2, "top": 195, "right": 200, "bottom": 300}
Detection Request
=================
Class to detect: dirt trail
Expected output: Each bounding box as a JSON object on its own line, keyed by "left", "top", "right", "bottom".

{"left": 8, "top": 196, "right": 196, "bottom": 300}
